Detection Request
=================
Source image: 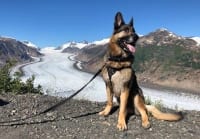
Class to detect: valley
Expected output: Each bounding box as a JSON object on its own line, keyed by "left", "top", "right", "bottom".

{"left": 1, "top": 28, "right": 200, "bottom": 110}
{"left": 19, "top": 49, "right": 200, "bottom": 111}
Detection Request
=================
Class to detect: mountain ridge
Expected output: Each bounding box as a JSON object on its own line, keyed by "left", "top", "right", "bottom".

{"left": 74, "top": 28, "right": 200, "bottom": 94}
{"left": 56, "top": 28, "right": 200, "bottom": 53}
{"left": 1, "top": 28, "right": 200, "bottom": 93}
{"left": 0, "top": 37, "right": 42, "bottom": 67}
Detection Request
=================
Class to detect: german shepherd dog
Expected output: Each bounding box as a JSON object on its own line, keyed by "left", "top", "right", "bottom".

{"left": 99, "top": 12, "right": 182, "bottom": 131}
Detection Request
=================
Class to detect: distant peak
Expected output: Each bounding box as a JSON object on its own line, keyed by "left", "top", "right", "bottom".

{"left": 157, "top": 28, "right": 169, "bottom": 32}
{"left": 92, "top": 38, "right": 109, "bottom": 45}
{"left": 153, "top": 28, "right": 183, "bottom": 38}
{"left": 0, "top": 36, "right": 16, "bottom": 41}
{"left": 22, "top": 41, "right": 38, "bottom": 48}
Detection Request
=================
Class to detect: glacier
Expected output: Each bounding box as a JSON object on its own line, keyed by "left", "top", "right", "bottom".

{"left": 20, "top": 49, "right": 200, "bottom": 111}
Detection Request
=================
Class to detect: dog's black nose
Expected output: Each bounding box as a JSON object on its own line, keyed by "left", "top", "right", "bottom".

{"left": 126, "top": 36, "right": 134, "bottom": 44}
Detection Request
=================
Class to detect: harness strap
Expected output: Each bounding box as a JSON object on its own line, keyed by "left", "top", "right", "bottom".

{"left": 106, "top": 66, "right": 132, "bottom": 81}
{"left": 108, "top": 54, "right": 134, "bottom": 62}
{"left": 107, "top": 66, "right": 116, "bottom": 81}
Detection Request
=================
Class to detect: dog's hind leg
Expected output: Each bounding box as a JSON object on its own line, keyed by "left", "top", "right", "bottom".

{"left": 134, "top": 94, "right": 151, "bottom": 129}
{"left": 99, "top": 84, "right": 113, "bottom": 116}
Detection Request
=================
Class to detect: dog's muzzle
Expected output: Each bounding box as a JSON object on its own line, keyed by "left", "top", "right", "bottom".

{"left": 118, "top": 34, "right": 139, "bottom": 53}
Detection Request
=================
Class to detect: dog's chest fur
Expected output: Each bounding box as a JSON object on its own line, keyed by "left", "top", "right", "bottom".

{"left": 102, "top": 68, "right": 132, "bottom": 97}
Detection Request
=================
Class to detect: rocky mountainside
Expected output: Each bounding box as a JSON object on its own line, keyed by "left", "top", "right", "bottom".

{"left": 74, "top": 29, "right": 200, "bottom": 93}
{"left": 137, "top": 28, "right": 198, "bottom": 49}
{"left": 75, "top": 43, "right": 108, "bottom": 72}
{"left": 0, "top": 37, "right": 42, "bottom": 67}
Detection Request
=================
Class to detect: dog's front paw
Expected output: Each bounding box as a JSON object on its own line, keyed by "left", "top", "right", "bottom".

{"left": 99, "top": 110, "right": 109, "bottom": 116}
{"left": 142, "top": 121, "right": 151, "bottom": 129}
{"left": 99, "top": 105, "right": 112, "bottom": 116}
{"left": 117, "top": 120, "right": 127, "bottom": 131}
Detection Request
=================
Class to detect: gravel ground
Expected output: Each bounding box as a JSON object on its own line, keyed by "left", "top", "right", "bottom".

{"left": 0, "top": 93, "right": 200, "bottom": 139}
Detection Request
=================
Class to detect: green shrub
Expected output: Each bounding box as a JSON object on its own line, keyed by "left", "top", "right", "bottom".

{"left": 0, "top": 61, "right": 43, "bottom": 94}
{"left": 145, "top": 96, "right": 164, "bottom": 110}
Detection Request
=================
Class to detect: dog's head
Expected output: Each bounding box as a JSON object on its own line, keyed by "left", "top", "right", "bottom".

{"left": 112, "top": 12, "right": 139, "bottom": 54}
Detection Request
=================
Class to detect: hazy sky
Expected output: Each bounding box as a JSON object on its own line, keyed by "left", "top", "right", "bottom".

{"left": 0, "top": 0, "right": 199, "bottom": 47}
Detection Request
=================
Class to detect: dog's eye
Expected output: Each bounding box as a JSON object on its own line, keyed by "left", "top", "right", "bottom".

{"left": 124, "top": 28, "right": 129, "bottom": 33}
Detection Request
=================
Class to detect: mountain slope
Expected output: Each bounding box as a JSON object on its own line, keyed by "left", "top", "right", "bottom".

{"left": 0, "top": 37, "right": 42, "bottom": 67}
{"left": 137, "top": 28, "right": 198, "bottom": 49}
{"left": 75, "top": 29, "right": 200, "bottom": 93}
{"left": 22, "top": 41, "right": 38, "bottom": 48}
{"left": 74, "top": 39, "right": 109, "bottom": 72}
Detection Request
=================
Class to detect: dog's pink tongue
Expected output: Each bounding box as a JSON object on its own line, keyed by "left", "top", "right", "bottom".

{"left": 127, "top": 44, "right": 136, "bottom": 53}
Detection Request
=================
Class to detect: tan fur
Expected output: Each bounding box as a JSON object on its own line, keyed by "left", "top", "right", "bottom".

{"left": 145, "top": 105, "right": 182, "bottom": 121}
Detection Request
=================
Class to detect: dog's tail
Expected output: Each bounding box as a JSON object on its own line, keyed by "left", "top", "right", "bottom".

{"left": 145, "top": 105, "right": 182, "bottom": 121}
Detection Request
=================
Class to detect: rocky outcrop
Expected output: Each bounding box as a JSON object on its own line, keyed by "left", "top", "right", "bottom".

{"left": 75, "top": 43, "right": 108, "bottom": 73}
{"left": 0, "top": 37, "right": 42, "bottom": 67}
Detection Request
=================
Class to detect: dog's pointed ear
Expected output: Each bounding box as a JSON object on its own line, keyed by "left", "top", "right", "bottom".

{"left": 114, "top": 12, "right": 125, "bottom": 30}
{"left": 129, "top": 17, "right": 134, "bottom": 27}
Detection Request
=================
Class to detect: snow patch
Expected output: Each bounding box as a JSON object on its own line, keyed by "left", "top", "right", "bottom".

{"left": 138, "top": 34, "right": 144, "bottom": 37}
{"left": 92, "top": 38, "right": 109, "bottom": 45}
{"left": 0, "top": 35, "right": 16, "bottom": 40}
{"left": 191, "top": 37, "right": 200, "bottom": 46}
{"left": 40, "top": 47, "right": 61, "bottom": 53}
{"left": 158, "top": 28, "right": 168, "bottom": 31}
{"left": 158, "top": 28, "right": 183, "bottom": 39}
{"left": 60, "top": 41, "right": 88, "bottom": 50}
{"left": 59, "top": 38, "right": 110, "bottom": 51}
{"left": 168, "top": 32, "right": 177, "bottom": 38}
{"left": 22, "top": 41, "right": 38, "bottom": 48}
